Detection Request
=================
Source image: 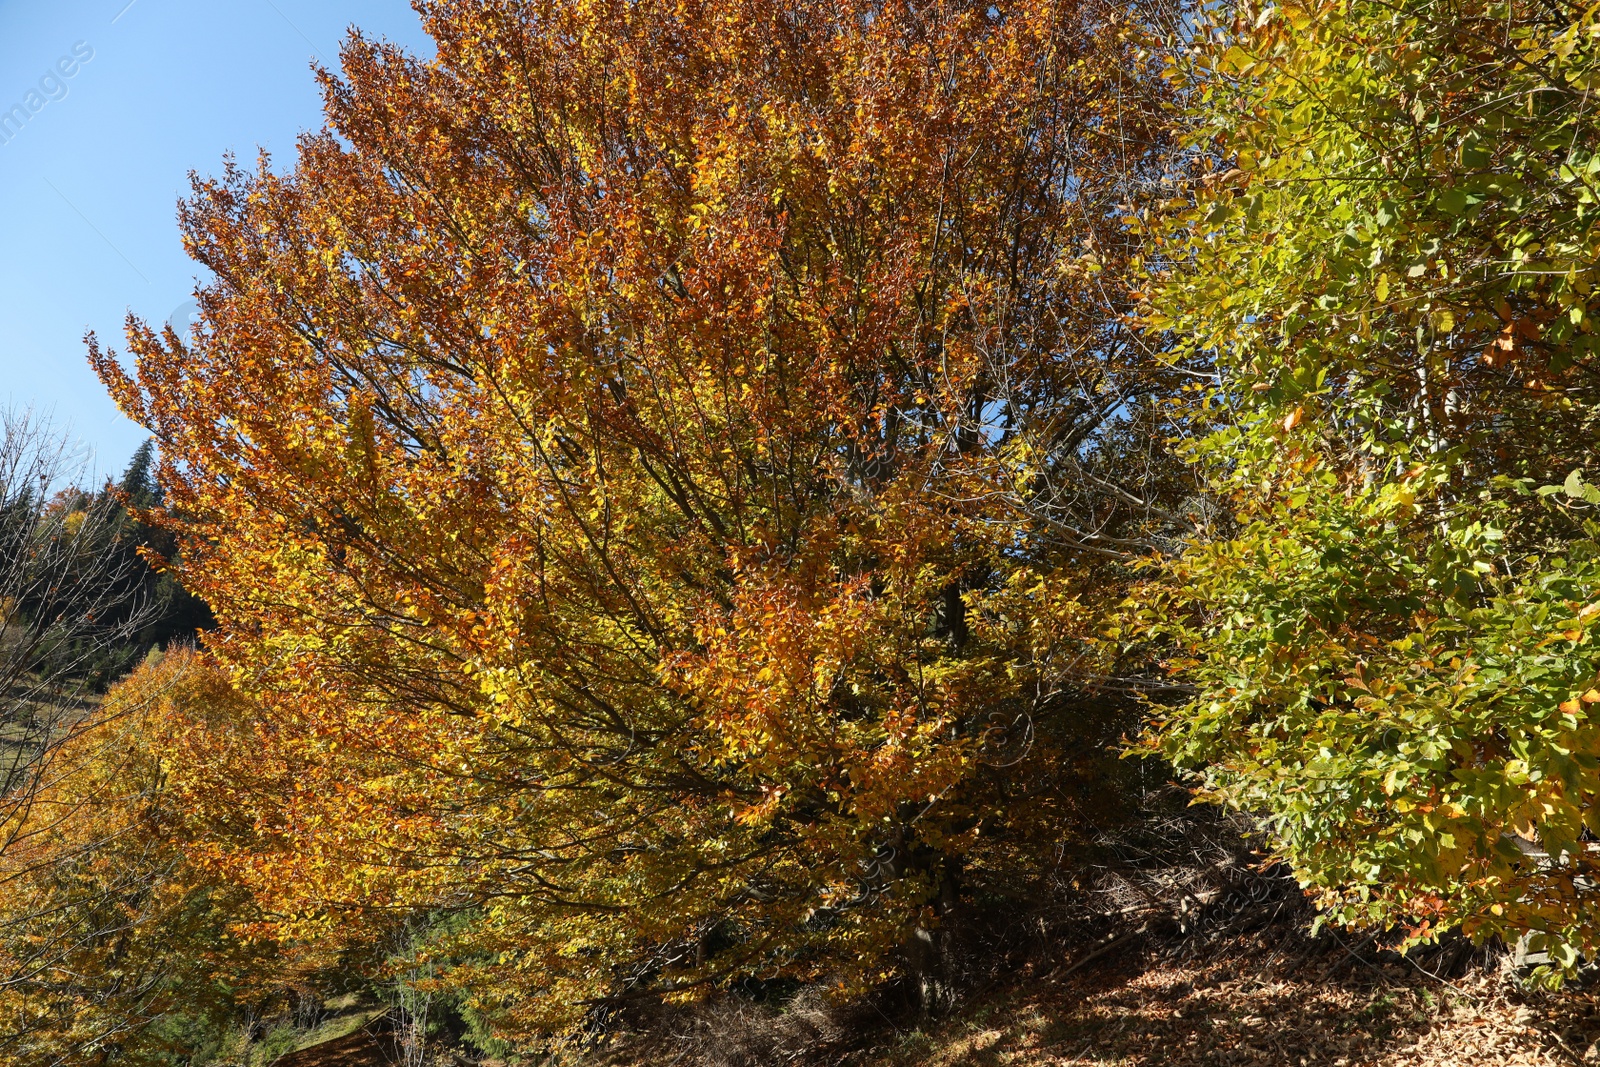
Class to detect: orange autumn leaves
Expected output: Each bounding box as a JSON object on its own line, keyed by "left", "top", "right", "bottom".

{"left": 89, "top": 0, "right": 1172, "bottom": 1039}
{"left": 0, "top": 652, "right": 290, "bottom": 1067}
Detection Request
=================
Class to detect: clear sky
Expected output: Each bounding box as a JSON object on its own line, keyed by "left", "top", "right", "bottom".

{"left": 0, "top": 0, "right": 433, "bottom": 477}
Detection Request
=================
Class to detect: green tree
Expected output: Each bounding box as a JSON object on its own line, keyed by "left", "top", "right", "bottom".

{"left": 1145, "top": 0, "right": 1600, "bottom": 972}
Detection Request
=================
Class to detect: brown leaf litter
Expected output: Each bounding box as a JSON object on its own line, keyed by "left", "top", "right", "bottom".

{"left": 867, "top": 932, "right": 1600, "bottom": 1067}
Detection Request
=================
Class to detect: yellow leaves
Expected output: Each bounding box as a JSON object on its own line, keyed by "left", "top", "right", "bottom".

{"left": 1217, "top": 45, "right": 1257, "bottom": 74}
{"left": 83, "top": 0, "right": 1175, "bottom": 1036}
{"left": 1281, "top": 405, "right": 1304, "bottom": 432}
{"left": 0, "top": 650, "right": 286, "bottom": 1059}
{"left": 731, "top": 784, "right": 787, "bottom": 827}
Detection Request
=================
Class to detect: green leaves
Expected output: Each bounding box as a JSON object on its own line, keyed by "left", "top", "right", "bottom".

{"left": 1541, "top": 469, "right": 1600, "bottom": 505}
{"left": 1147, "top": 0, "right": 1600, "bottom": 973}
{"left": 1144, "top": 466, "right": 1600, "bottom": 964}
{"left": 1436, "top": 187, "right": 1470, "bottom": 216}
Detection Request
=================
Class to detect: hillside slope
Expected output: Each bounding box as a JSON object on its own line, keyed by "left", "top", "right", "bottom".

{"left": 588, "top": 926, "right": 1599, "bottom": 1067}
{"left": 872, "top": 937, "right": 1592, "bottom": 1067}
{"left": 264, "top": 930, "right": 1599, "bottom": 1067}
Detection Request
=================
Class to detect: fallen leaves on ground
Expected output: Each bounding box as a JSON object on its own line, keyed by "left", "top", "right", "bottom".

{"left": 870, "top": 935, "right": 1600, "bottom": 1067}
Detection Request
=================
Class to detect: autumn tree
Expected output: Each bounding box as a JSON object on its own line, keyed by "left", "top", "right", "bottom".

{"left": 94, "top": 0, "right": 1185, "bottom": 1038}
{"left": 0, "top": 651, "right": 286, "bottom": 1067}
{"left": 0, "top": 411, "right": 167, "bottom": 866}
{"left": 1145, "top": 0, "right": 1600, "bottom": 975}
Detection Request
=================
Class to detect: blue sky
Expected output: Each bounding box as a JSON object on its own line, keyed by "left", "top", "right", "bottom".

{"left": 0, "top": 0, "right": 433, "bottom": 476}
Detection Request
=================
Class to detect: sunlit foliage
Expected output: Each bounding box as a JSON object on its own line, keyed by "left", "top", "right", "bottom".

{"left": 0, "top": 652, "right": 283, "bottom": 1067}
{"left": 94, "top": 0, "right": 1180, "bottom": 1038}
{"left": 1144, "top": 0, "right": 1600, "bottom": 975}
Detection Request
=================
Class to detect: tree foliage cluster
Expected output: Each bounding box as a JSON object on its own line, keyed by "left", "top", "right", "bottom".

{"left": 0, "top": 416, "right": 210, "bottom": 862}
{"left": 90, "top": 0, "right": 1180, "bottom": 1041}
{"left": 0, "top": 652, "right": 288, "bottom": 1067}
{"left": 1144, "top": 0, "right": 1600, "bottom": 974}
{"left": 11, "top": 0, "right": 1600, "bottom": 1059}
{"left": 0, "top": 421, "right": 220, "bottom": 1066}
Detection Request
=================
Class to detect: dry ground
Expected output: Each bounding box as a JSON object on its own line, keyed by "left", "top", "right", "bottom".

{"left": 280, "top": 945, "right": 1600, "bottom": 1067}
{"left": 590, "top": 926, "right": 1600, "bottom": 1067}
{"left": 865, "top": 935, "right": 1599, "bottom": 1067}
